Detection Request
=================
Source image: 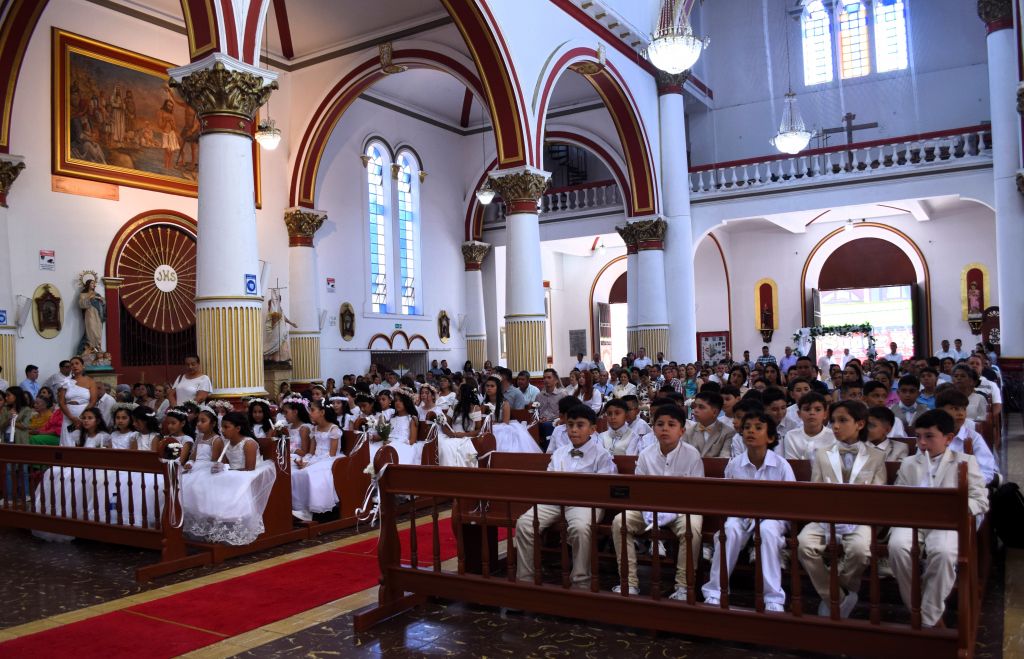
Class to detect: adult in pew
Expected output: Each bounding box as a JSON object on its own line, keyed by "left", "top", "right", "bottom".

{"left": 951, "top": 365, "right": 989, "bottom": 423}
{"left": 798, "top": 400, "right": 886, "bottom": 618}
{"left": 182, "top": 412, "right": 277, "bottom": 545}
{"left": 937, "top": 390, "right": 999, "bottom": 485}
{"left": 866, "top": 407, "right": 909, "bottom": 462}
{"left": 599, "top": 399, "right": 639, "bottom": 455}
{"left": 573, "top": 370, "right": 603, "bottom": 413}
{"left": 291, "top": 400, "right": 344, "bottom": 521}
{"left": 168, "top": 353, "right": 212, "bottom": 406}
{"left": 888, "top": 410, "right": 989, "bottom": 629}
{"left": 702, "top": 413, "right": 795, "bottom": 612}
{"left": 436, "top": 383, "right": 483, "bottom": 467}
{"left": 482, "top": 376, "right": 541, "bottom": 454}
{"left": 612, "top": 405, "right": 704, "bottom": 599}
{"left": 57, "top": 356, "right": 98, "bottom": 447}
{"left": 515, "top": 405, "right": 616, "bottom": 589}
{"left": 28, "top": 394, "right": 62, "bottom": 445}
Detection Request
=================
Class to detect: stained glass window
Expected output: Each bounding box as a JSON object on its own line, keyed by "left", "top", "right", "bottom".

{"left": 837, "top": 1, "right": 871, "bottom": 79}
{"left": 396, "top": 152, "right": 418, "bottom": 315}
{"left": 873, "top": 0, "right": 908, "bottom": 73}
{"left": 366, "top": 144, "right": 388, "bottom": 313}
{"left": 801, "top": 0, "right": 834, "bottom": 85}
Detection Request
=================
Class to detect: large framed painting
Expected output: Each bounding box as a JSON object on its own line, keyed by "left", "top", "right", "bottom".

{"left": 52, "top": 28, "right": 261, "bottom": 202}
{"left": 697, "top": 331, "right": 731, "bottom": 365}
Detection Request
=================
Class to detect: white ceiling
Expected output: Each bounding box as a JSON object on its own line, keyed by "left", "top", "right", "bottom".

{"left": 548, "top": 70, "right": 603, "bottom": 112}
{"left": 367, "top": 68, "right": 482, "bottom": 128}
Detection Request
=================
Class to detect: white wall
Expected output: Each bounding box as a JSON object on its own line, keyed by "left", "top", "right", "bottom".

{"left": 694, "top": 233, "right": 730, "bottom": 334}
{"left": 313, "top": 97, "right": 470, "bottom": 377}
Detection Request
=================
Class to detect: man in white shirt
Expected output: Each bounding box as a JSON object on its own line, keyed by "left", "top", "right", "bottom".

{"left": 816, "top": 349, "right": 833, "bottom": 377}
{"left": 655, "top": 351, "right": 669, "bottom": 367}
{"left": 951, "top": 338, "right": 967, "bottom": 362}
{"left": 43, "top": 360, "right": 73, "bottom": 393}
{"left": 840, "top": 348, "right": 854, "bottom": 368}
{"left": 708, "top": 360, "right": 729, "bottom": 385}
{"left": 884, "top": 342, "right": 903, "bottom": 365}
{"left": 632, "top": 347, "right": 653, "bottom": 370}
{"left": 934, "top": 340, "right": 954, "bottom": 361}
{"left": 0, "top": 366, "right": 8, "bottom": 391}
{"left": 574, "top": 353, "right": 592, "bottom": 371}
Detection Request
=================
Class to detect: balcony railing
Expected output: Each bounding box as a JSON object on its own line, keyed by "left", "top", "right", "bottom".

{"left": 689, "top": 125, "right": 992, "bottom": 199}
{"left": 493, "top": 179, "right": 621, "bottom": 222}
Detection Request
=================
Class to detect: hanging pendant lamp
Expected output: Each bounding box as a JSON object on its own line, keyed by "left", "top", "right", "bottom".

{"left": 771, "top": 91, "right": 813, "bottom": 154}
{"left": 647, "top": 0, "right": 709, "bottom": 74}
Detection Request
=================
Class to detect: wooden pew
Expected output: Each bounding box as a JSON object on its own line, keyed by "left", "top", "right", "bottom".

{"left": 186, "top": 437, "right": 308, "bottom": 563}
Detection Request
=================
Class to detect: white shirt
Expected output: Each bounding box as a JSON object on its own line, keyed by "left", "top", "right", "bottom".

{"left": 576, "top": 389, "right": 604, "bottom": 413}
{"left": 632, "top": 357, "right": 653, "bottom": 369}
{"left": 781, "top": 426, "right": 836, "bottom": 460}
{"left": 574, "top": 361, "right": 593, "bottom": 371}
{"left": 548, "top": 436, "right": 617, "bottom": 475}
{"left": 817, "top": 356, "right": 832, "bottom": 374}
{"left": 173, "top": 373, "right": 212, "bottom": 403}
{"left": 841, "top": 352, "right": 854, "bottom": 368}
{"left": 951, "top": 349, "right": 968, "bottom": 361}
{"left": 612, "top": 383, "right": 637, "bottom": 398}
{"left": 546, "top": 426, "right": 599, "bottom": 454}
{"left": 978, "top": 375, "right": 1003, "bottom": 405}
{"left": 884, "top": 353, "right": 903, "bottom": 364}
{"left": 0, "top": 377, "right": 8, "bottom": 391}
{"left": 599, "top": 424, "right": 639, "bottom": 456}
{"left": 635, "top": 440, "right": 704, "bottom": 526}
{"left": 777, "top": 404, "right": 802, "bottom": 438}
{"left": 934, "top": 350, "right": 954, "bottom": 361}
{"left": 953, "top": 424, "right": 999, "bottom": 483}
{"left": 96, "top": 393, "right": 116, "bottom": 427}
{"left": 517, "top": 384, "right": 540, "bottom": 404}
{"left": 887, "top": 416, "right": 907, "bottom": 438}
{"left": 725, "top": 449, "right": 796, "bottom": 483}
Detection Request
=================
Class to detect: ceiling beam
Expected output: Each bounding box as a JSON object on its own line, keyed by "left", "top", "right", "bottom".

{"left": 272, "top": 0, "right": 294, "bottom": 60}
{"left": 459, "top": 88, "right": 474, "bottom": 128}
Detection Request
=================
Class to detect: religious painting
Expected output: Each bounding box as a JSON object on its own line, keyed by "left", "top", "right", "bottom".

{"left": 53, "top": 29, "right": 261, "bottom": 203}
{"left": 961, "top": 263, "right": 989, "bottom": 320}
{"left": 437, "top": 310, "right": 451, "bottom": 344}
{"left": 339, "top": 302, "right": 355, "bottom": 342}
{"left": 32, "top": 284, "right": 63, "bottom": 339}
{"left": 697, "top": 331, "right": 730, "bottom": 365}
{"left": 754, "top": 278, "right": 778, "bottom": 330}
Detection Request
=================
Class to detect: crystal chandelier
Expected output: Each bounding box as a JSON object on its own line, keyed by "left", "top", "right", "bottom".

{"left": 646, "top": 0, "right": 709, "bottom": 74}
{"left": 771, "top": 91, "right": 813, "bottom": 154}
{"left": 476, "top": 178, "right": 495, "bottom": 205}
{"left": 255, "top": 118, "right": 281, "bottom": 150}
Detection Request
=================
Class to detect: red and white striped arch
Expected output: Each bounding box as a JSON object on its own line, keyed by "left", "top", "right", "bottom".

{"left": 180, "top": 0, "right": 273, "bottom": 65}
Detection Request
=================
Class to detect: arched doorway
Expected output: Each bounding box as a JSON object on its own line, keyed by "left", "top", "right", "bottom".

{"left": 104, "top": 211, "right": 198, "bottom": 384}
{"left": 590, "top": 256, "right": 627, "bottom": 367}
{"left": 803, "top": 228, "right": 929, "bottom": 359}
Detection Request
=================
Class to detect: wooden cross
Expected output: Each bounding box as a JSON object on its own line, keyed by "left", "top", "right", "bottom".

{"left": 821, "top": 112, "right": 878, "bottom": 168}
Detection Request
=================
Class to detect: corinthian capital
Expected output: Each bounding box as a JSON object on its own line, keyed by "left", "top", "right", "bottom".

{"left": 461, "top": 241, "right": 491, "bottom": 270}
{"left": 284, "top": 207, "right": 327, "bottom": 246}
{"left": 615, "top": 223, "right": 637, "bottom": 251}
{"left": 630, "top": 217, "right": 668, "bottom": 247}
{"left": 0, "top": 155, "right": 25, "bottom": 208}
{"left": 656, "top": 70, "right": 690, "bottom": 95}
{"left": 978, "top": 0, "right": 1013, "bottom": 28}
{"left": 170, "top": 57, "right": 277, "bottom": 125}
{"left": 489, "top": 166, "right": 550, "bottom": 213}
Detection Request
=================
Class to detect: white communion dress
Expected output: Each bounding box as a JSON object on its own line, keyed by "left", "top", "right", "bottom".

{"left": 105, "top": 432, "right": 164, "bottom": 529}
{"left": 290, "top": 424, "right": 344, "bottom": 515}
{"left": 58, "top": 378, "right": 92, "bottom": 447}
{"left": 437, "top": 413, "right": 478, "bottom": 468}
{"left": 369, "top": 414, "right": 420, "bottom": 466}
{"left": 488, "top": 408, "right": 541, "bottom": 454}
{"left": 182, "top": 437, "right": 277, "bottom": 545}
{"left": 32, "top": 431, "right": 107, "bottom": 542}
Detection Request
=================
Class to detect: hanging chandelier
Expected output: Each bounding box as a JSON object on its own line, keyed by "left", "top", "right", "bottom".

{"left": 646, "top": 0, "right": 709, "bottom": 74}
{"left": 255, "top": 118, "right": 281, "bottom": 150}
{"left": 771, "top": 91, "right": 813, "bottom": 155}
{"left": 476, "top": 178, "right": 495, "bottom": 205}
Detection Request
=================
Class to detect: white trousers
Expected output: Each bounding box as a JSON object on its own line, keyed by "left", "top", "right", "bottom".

{"left": 701, "top": 517, "right": 788, "bottom": 605}
{"left": 888, "top": 527, "right": 958, "bottom": 627}
{"left": 611, "top": 510, "right": 703, "bottom": 590}
{"left": 797, "top": 524, "right": 871, "bottom": 601}
{"left": 515, "top": 504, "right": 602, "bottom": 588}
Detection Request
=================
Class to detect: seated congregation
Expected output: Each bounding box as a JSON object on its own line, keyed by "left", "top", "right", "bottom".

{"left": 0, "top": 345, "right": 1005, "bottom": 652}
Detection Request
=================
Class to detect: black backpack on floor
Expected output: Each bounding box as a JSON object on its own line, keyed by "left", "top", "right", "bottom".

{"left": 989, "top": 481, "right": 1024, "bottom": 548}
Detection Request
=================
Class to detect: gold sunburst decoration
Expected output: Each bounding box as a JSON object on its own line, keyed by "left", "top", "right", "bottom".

{"left": 118, "top": 224, "right": 196, "bottom": 333}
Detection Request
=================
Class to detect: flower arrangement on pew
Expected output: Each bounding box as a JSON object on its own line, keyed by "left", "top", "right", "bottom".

{"left": 159, "top": 440, "right": 184, "bottom": 528}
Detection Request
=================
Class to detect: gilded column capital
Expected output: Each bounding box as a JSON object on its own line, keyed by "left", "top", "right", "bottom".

{"left": 169, "top": 57, "right": 277, "bottom": 136}
{"left": 616, "top": 223, "right": 638, "bottom": 254}
{"left": 0, "top": 155, "right": 25, "bottom": 208}
{"left": 631, "top": 217, "right": 668, "bottom": 250}
{"left": 489, "top": 166, "right": 551, "bottom": 213}
{"left": 461, "top": 240, "right": 491, "bottom": 271}
{"left": 656, "top": 70, "right": 690, "bottom": 96}
{"left": 978, "top": 0, "right": 1013, "bottom": 30}
{"left": 284, "top": 207, "right": 327, "bottom": 247}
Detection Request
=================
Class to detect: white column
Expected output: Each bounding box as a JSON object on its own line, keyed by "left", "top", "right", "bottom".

{"left": 0, "top": 155, "right": 25, "bottom": 382}
{"left": 489, "top": 166, "right": 550, "bottom": 375}
{"left": 462, "top": 240, "right": 490, "bottom": 369}
{"left": 982, "top": 6, "right": 1024, "bottom": 363}
{"left": 616, "top": 225, "right": 639, "bottom": 346}
{"left": 481, "top": 246, "right": 500, "bottom": 364}
{"left": 170, "top": 55, "right": 277, "bottom": 398}
{"left": 623, "top": 217, "right": 670, "bottom": 358}
{"left": 658, "top": 72, "right": 698, "bottom": 362}
{"left": 284, "top": 208, "right": 326, "bottom": 383}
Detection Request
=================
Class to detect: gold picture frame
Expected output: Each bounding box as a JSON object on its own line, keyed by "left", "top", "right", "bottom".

{"left": 32, "top": 283, "right": 64, "bottom": 339}
{"left": 339, "top": 302, "right": 355, "bottom": 342}
{"left": 52, "top": 28, "right": 261, "bottom": 204}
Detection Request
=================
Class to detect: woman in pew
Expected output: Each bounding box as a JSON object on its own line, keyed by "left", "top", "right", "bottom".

{"left": 436, "top": 383, "right": 482, "bottom": 467}
{"left": 182, "top": 411, "right": 277, "bottom": 545}
{"left": 28, "top": 394, "right": 63, "bottom": 445}
{"left": 436, "top": 376, "right": 457, "bottom": 411}
{"left": 416, "top": 384, "right": 441, "bottom": 421}
{"left": 290, "top": 400, "right": 344, "bottom": 521}
{"left": 482, "top": 376, "right": 541, "bottom": 454}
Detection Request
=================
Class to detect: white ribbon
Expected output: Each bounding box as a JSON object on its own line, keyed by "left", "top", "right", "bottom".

{"left": 274, "top": 435, "right": 290, "bottom": 472}
{"left": 159, "top": 459, "right": 184, "bottom": 529}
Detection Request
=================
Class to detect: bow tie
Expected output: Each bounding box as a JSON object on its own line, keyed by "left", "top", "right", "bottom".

{"left": 570, "top": 448, "right": 584, "bottom": 458}
{"left": 838, "top": 444, "right": 860, "bottom": 456}
{"left": 610, "top": 428, "right": 628, "bottom": 440}
{"left": 901, "top": 405, "right": 916, "bottom": 413}
{"left": 696, "top": 424, "right": 711, "bottom": 433}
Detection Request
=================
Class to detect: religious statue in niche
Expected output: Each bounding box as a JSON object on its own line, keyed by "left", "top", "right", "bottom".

{"left": 756, "top": 279, "right": 778, "bottom": 343}
{"left": 961, "top": 264, "right": 989, "bottom": 334}
{"left": 264, "top": 285, "right": 296, "bottom": 363}
{"left": 76, "top": 270, "right": 106, "bottom": 356}
{"left": 34, "top": 284, "right": 63, "bottom": 337}
{"left": 339, "top": 302, "right": 355, "bottom": 342}
{"left": 438, "top": 310, "right": 451, "bottom": 344}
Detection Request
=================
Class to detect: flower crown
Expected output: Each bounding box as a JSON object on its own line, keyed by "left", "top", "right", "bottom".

{"left": 282, "top": 395, "right": 310, "bottom": 410}
{"left": 396, "top": 386, "right": 417, "bottom": 398}
{"left": 112, "top": 402, "right": 138, "bottom": 413}
{"left": 165, "top": 408, "right": 189, "bottom": 421}
{"left": 328, "top": 395, "right": 347, "bottom": 402}
{"left": 197, "top": 404, "right": 216, "bottom": 415}
{"left": 209, "top": 400, "right": 234, "bottom": 412}
{"left": 418, "top": 383, "right": 438, "bottom": 396}
{"left": 246, "top": 397, "right": 272, "bottom": 409}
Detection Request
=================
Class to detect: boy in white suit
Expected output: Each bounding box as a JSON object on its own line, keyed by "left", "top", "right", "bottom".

{"left": 888, "top": 410, "right": 989, "bottom": 628}
{"left": 798, "top": 400, "right": 887, "bottom": 618}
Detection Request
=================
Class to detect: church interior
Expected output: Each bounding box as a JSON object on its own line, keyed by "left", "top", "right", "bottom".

{"left": 0, "top": 0, "right": 1022, "bottom": 656}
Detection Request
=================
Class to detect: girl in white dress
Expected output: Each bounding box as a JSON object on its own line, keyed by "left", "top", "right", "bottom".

{"left": 329, "top": 396, "right": 352, "bottom": 427}
{"left": 291, "top": 400, "right": 344, "bottom": 520}
{"left": 182, "top": 412, "right": 276, "bottom": 545}
{"left": 184, "top": 410, "right": 222, "bottom": 471}
{"left": 163, "top": 408, "right": 193, "bottom": 464}
{"left": 375, "top": 390, "right": 396, "bottom": 420}
{"left": 116, "top": 406, "right": 164, "bottom": 527}
{"left": 65, "top": 407, "right": 109, "bottom": 448}
{"left": 437, "top": 383, "right": 481, "bottom": 467}
{"left": 436, "top": 377, "right": 457, "bottom": 411}
{"left": 281, "top": 401, "right": 312, "bottom": 466}
{"left": 416, "top": 385, "right": 441, "bottom": 421}
{"left": 247, "top": 400, "right": 275, "bottom": 440}
{"left": 108, "top": 406, "right": 138, "bottom": 450}
{"left": 389, "top": 392, "right": 422, "bottom": 464}
{"left": 131, "top": 406, "right": 161, "bottom": 451}
{"left": 482, "top": 376, "right": 541, "bottom": 454}
{"left": 57, "top": 357, "right": 98, "bottom": 447}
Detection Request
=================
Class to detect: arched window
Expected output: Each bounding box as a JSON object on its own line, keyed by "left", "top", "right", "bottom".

{"left": 394, "top": 150, "right": 420, "bottom": 315}
{"left": 365, "top": 142, "right": 390, "bottom": 313}
{"left": 837, "top": 1, "right": 871, "bottom": 79}
{"left": 801, "top": 1, "right": 833, "bottom": 85}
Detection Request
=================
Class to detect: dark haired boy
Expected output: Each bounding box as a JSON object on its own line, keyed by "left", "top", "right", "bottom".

{"left": 864, "top": 381, "right": 906, "bottom": 437}
{"left": 841, "top": 381, "right": 864, "bottom": 402}
{"left": 866, "top": 406, "right": 909, "bottom": 462}
{"left": 728, "top": 399, "right": 766, "bottom": 458}
{"left": 612, "top": 405, "right": 704, "bottom": 599}
{"left": 621, "top": 394, "right": 653, "bottom": 444}
{"left": 599, "top": 399, "right": 637, "bottom": 455}
{"left": 917, "top": 368, "right": 938, "bottom": 409}
{"left": 718, "top": 384, "right": 741, "bottom": 425}
{"left": 891, "top": 375, "right": 928, "bottom": 430}
{"left": 683, "top": 391, "right": 732, "bottom": 457}
{"left": 889, "top": 410, "right": 988, "bottom": 628}
{"left": 781, "top": 392, "right": 835, "bottom": 460}
{"left": 782, "top": 377, "right": 813, "bottom": 435}
{"left": 936, "top": 389, "right": 999, "bottom": 484}
{"left": 546, "top": 396, "right": 593, "bottom": 454}
{"left": 516, "top": 405, "right": 617, "bottom": 589}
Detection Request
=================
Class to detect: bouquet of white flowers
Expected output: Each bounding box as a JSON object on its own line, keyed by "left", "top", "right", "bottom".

{"left": 366, "top": 413, "right": 392, "bottom": 443}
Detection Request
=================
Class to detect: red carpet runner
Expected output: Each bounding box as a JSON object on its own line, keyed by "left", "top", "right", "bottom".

{"left": 0, "top": 522, "right": 459, "bottom": 657}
